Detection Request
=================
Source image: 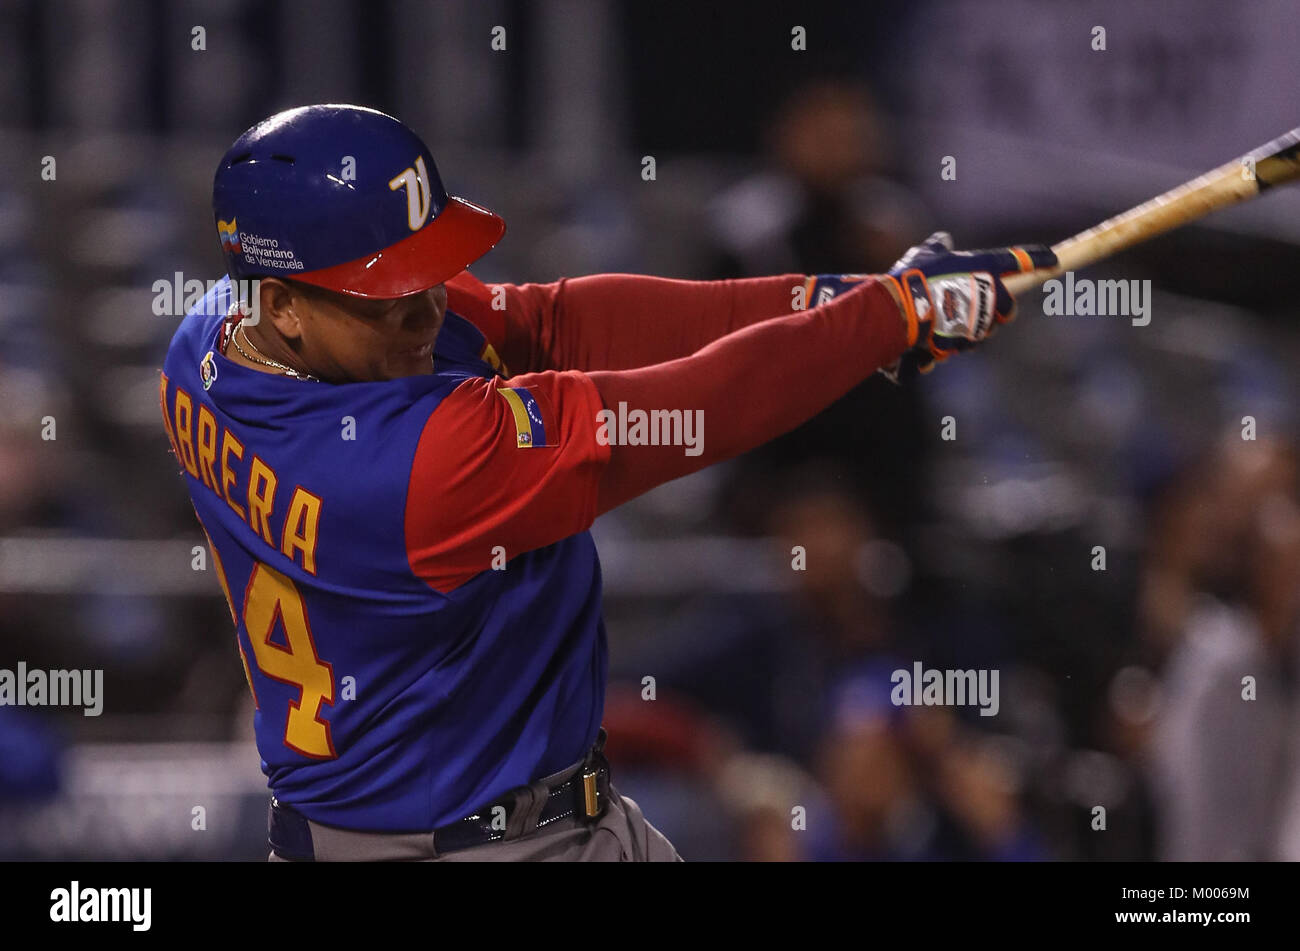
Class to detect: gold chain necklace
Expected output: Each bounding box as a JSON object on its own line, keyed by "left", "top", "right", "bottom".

{"left": 229, "top": 322, "right": 319, "bottom": 382}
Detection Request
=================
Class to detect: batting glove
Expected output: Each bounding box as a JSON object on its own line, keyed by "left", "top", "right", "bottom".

{"left": 878, "top": 232, "right": 1056, "bottom": 381}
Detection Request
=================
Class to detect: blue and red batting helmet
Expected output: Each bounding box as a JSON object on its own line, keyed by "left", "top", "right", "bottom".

{"left": 212, "top": 104, "right": 505, "bottom": 299}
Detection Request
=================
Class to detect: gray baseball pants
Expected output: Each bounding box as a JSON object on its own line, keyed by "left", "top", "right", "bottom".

{"left": 268, "top": 756, "right": 683, "bottom": 862}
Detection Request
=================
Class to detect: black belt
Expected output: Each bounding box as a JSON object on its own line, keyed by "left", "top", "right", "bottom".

{"left": 270, "top": 729, "right": 612, "bottom": 861}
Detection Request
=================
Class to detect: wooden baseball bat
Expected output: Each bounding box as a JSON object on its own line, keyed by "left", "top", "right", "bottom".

{"left": 1002, "top": 126, "right": 1300, "bottom": 297}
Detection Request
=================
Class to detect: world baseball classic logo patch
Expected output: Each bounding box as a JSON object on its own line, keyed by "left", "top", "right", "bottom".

{"left": 200, "top": 351, "right": 218, "bottom": 390}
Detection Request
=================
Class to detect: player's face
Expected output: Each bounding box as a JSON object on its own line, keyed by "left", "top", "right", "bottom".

{"left": 289, "top": 282, "right": 449, "bottom": 382}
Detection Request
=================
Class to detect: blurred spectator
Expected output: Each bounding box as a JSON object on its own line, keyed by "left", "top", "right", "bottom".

{"left": 810, "top": 684, "right": 941, "bottom": 861}
{"left": 703, "top": 78, "right": 921, "bottom": 278}
{"left": 715, "top": 752, "right": 824, "bottom": 862}
{"left": 700, "top": 78, "right": 933, "bottom": 541}
{"left": 646, "top": 470, "right": 906, "bottom": 765}
{"left": 1147, "top": 436, "right": 1300, "bottom": 860}
{"left": 811, "top": 670, "right": 1045, "bottom": 860}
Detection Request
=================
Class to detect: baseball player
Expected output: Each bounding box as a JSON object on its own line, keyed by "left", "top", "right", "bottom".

{"left": 159, "top": 103, "right": 1054, "bottom": 861}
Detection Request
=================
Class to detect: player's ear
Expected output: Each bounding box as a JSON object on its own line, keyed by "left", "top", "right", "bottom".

{"left": 258, "top": 278, "right": 304, "bottom": 340}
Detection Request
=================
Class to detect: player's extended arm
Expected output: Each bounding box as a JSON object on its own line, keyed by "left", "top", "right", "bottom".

{"left": 485, "top": 273, "right": 811, "bottom": 372}
{"left": 583, "top": 278, "right": 904, "bottom": 514}
{"left": 586, "top": 233, "right": 1056, "bottom": 512}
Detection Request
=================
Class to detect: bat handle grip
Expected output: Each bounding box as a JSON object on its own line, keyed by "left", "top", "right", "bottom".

{"left": 1003, "top": 233, "right": 1095, "bottom": 297}
{"left": 1002, "top": 257, "right": 1064, "bottom": 298}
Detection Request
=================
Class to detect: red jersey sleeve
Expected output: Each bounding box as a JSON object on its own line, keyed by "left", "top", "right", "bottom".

{"left": 444, "top": 269, "right": 806, "bottom": 375}
{"left": 404, "top": 369, "right": 611, "bottom": 592}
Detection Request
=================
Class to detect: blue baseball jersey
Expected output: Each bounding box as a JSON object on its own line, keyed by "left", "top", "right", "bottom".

{"left": 160, "top": 272, "right": 611, "bottom": 832}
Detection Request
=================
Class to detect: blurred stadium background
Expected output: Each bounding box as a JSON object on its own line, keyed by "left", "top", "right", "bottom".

{"left": 2, "top": 0, "right": 1299, "bottom": 861}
